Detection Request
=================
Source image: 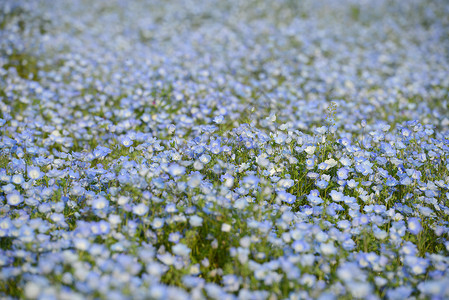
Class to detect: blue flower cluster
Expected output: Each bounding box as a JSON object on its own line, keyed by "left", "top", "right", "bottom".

{"left": 1, "top": 0, "right": 449, "bottom": 299}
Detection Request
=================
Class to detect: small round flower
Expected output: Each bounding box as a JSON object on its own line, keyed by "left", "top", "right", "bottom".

{"left": 199, "top": 154, "right": 211, "bottom": 164}
{"left": 189, "top": 215, "right": 203, "bottom": 227}
{"left": 118, "top": 196, "right": 130, "bottom": 205}
{"left": 407, "top": 217, "right": 422, "bottom": 235}
{"left": 316, "top": 179, "right": 329, "bottom": 189}
{"left": 190, "top": 264, "right": 201, "bottom": 275}
{"left": 221, "top": 223, "right": 232, "bottom": 232}
{"left": 347, "top": 281, "right": 372, "bottom": 298}
{"left": 234, "top": 198, "right": 248, "bottom": 210}
{"left": 330, "top": 190, "right": 344, "bottom": 202}
{"left": 168, "top": 164, "right": 186, "bottom": 177}
{"left": 337, "top": 220, "right": 351, "bottom": 230}
{"left": 418, "top": 280, "right": 446, "bottom": 297}
{"left": 318, "top": 162, "right": 328, "bottom": 170}
{"left": 242, "top": 175, "right": 260, "bottom": 190}
{"left": 400, "top": 176, "right": 412, "bottom": 186}
{"left": 73, "top": 238, "right": 90, "bottom": 251}
{"left": 222, "top": 174, "right": 234, "bottom": 188}
{"left": 0, "top": 217, "right": 12, "bottom": 236}
{"left": 277, "top": 178, "right": 294, "bottom": 189}
{"left": 167, "top": 124, "right": 176, "bottom": 134}
{"left": 342, "top": 238, "right": 356, "bottom": 251}
{"left": 193, "top": 160, "right": 204, "bottom": 170}
{"left": 152, "top": 217, "right": 165, "bottom": 229}
{"left": 188, "top": 173, "right": 203, "bottom": 188}
{"left": 24, "top": 281, "right": 41, "bottom": 299}
{"left": 306, "top": 157, "right": 316, "bottom": 169}
{"left": 121, "top": 136, "right": 133, "bottom": 147}
{"left": 168, "top": 232, "right": 182, "bottom": 243}
{"left": 277, "top": 191, "right": 296, "bottom": 204}
{"left": 157, "top": 253, "right": 175, "bottom": 266}
{"left": 133, "top": 203, "right": 149, "bottom": 216}
{"left": 7, "top": 192, "right": 23, "bottom": 206}
{"left": 320, "top": 242, "right": 337, "bottom": 256}
{"left": 307, "top": 194, "right": 323, "bottom": 205}
{"left": 50, "top": 213, "right": 65, "bottom": 224}
{"left": 304, "top": 145, "right": 316, "bottom": 155}
{"left": 337, "top": 167, "right": 349, "bottom": 180}
{"left": 109, "top": 214, "right": 121, "bottom": 226}
{"left": 405, "top": 256, "right": 429, "bottom": 275}
{"left": 91, "top": 196, "right": 109, "bottom": 210}
{"left": 386, "top": 176, "right": 398, "bottom": 187}
{"left": 27, "top": 166, "right": 42, "bottom": 180}
{"left": 11, "top": 174, "right": 24, "bottom": 185}
{"left": 165, "top": 203, "right": 178, "bottom": 213}
{"left": 292, "top": 240, "right": 310, "bottom": 253}
{"left": 213, "top": 115, "right": 224, "bottom": 124}
{"left": 347, "top": 179, "right": 358, "bottom": 188}
{"left": 172, "top": 243, "right": 191, "bottom": 257}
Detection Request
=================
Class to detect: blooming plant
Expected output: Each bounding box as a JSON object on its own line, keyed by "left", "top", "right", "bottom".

{"left": 325, "top": 101, "right": 338, "bottom": 127}
{"left": 1, "top": 0, "right": 449, "bottom": 299}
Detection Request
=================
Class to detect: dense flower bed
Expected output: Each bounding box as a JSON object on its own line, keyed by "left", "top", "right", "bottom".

{"left": 1, "top": 0, "right": 449, "bottom": 299}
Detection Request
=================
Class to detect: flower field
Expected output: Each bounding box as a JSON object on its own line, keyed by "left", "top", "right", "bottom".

{"left": 1, "top": 0, "right": 449, "bottom": 299}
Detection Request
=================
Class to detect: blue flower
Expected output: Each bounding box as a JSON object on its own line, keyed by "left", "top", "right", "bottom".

{"left": 386, "top": 176, "right": 398, "bottom": 187}
{"left": 277, "top": 178, "right": 294, "bottom": 189}
{"left": 168, "top": 163, "right": 186, "bottom": 177}
{"left": 213, "top": 115, "right": 224, "bottom": 124}
{"left": 405, "top": 256, "right": 429, "bottom": 275}
{"left": 152, "top": 218, "right": 165, "bottom": 229}
{"left": 133, "top": 203, "right": 149, "bottom": 216}
{"left": 337, "top": 167, "right": 349, "bottom": 180}
{"left": 277, "top": 191, "right": 296, "bottom": 204}
{"left": 11, "top": 174, "right": 24, "bottom": 185}
{"left": 91, "top": 196, "right": 109, "bottom": 210}
{"left": 307, "top": 194, "right": 323, "bottom": 205}
{"left": 316, "top": 179, "right": 328, "bottom": 189}
{"left": 400, "top": 176, "right": 412, "bottom": 185}
{"left": 318, "top": 162, "right": 328, "bottom": 170}
{"left": 6, "top": 191, "right": 23, "bottom": 206}
{"left": 380, "top": 142, "right": 396, "bottom": 157}
{"left": 189, "top": 215, "right": 203, "bottom": 227}
{"left": 407, "top": 217, "right": 422, "bottom": 235}
{"left": 121, "top": 136, "right": 133, "bottom": 147}
{"left": 330, "top": 190, "right": 344, "bottom": 202}
{"left": 168, "top": 232, "right": 182, "bottom": 243}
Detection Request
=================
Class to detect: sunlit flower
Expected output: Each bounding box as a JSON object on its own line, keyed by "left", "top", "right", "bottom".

{"left": 133, "top": 203, "right": 149, "bottom": 216}
{"left": 407, "top": 217, "right": 422, "bottom": 235}
{"left": 152, "top": 218, "right": 165, "bottom": 229}
{"left": 189, "top": 215, "right": 203, "bottom": 227}
{"left": 168, "top": 164, "right": 186, "bottom": 177}
{"left": 92, "top": 196, "right": 109, "bottom": 210}
{"left": 7, "top": 192, "right": 23, "bottom": 206}
{"left": 172, "top": 243, "right": 191, "bottom": 257}
{"left": 277, "top": 191, "right": 296, "bottom": 204}
{"left": 27, "top": 166, "right": 42, "bottom": 180}
{"left": 221, "top": 223, "right": 232, "bottom": 232}
{"left": 11, "top": 174, "right": 24, "bottom": 185}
